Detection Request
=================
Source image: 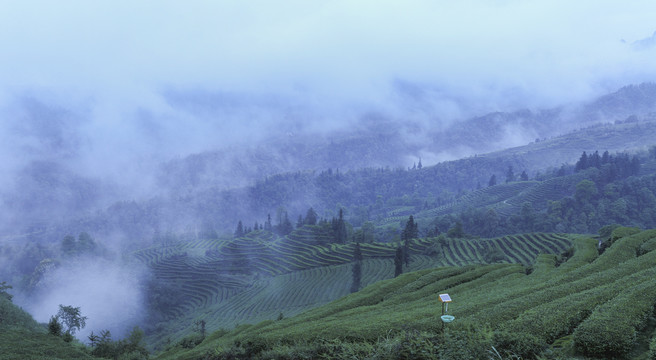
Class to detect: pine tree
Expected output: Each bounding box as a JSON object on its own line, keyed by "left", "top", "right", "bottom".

{"left": 575, "top": 151, "right": 588, "bottom": 171}
{"left": 264, "top": 214, "right": 273, "bottom": 232}
{"left": 394, "top": 247, "right": 403, "bottom": 277}
{"left": 350, "top": 243, "right": 363, "bottom": 293}
{"left": 401, "top": 215, "right": 418, "bottom": 241}
{"left": 305, "top": 207, "right": 318, "bottom": 225}
{"left": 61, "top": 235, "right": 76, "bottom": 256}
{"left": 520, "top": 170, "right": 529, "bottom": 181}
{"left": 401, "top": 215, "right": 418, "bottom": 267}
{"left": 488, "top": 174, "right": 497, "bottom": 187}
{"left": 234, "top": 221, "right": 244, "bottom": 238}
{"left": 279, "top": 213, "right": 294, "bottom": 236}
{"left": 77, "top": 232, "right": 96, "bottom": 254}
{"left": 334, "top": 209, "right": 347, "bottom": 243}
{"left": 505, "top": 165, "right": 515, "bottom": 183}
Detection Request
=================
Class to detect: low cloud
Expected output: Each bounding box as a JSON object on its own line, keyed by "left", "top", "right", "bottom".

{"left": 22, "top": 257, "right": 147, "bottom": 341}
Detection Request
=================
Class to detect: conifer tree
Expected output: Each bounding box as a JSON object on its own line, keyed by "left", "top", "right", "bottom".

{"left": 488, "top": 174, "right": 497, "bottom": 187}
{"left": 394, "top": 247, "right": 403, "bottom": 277}
{"left": 575, "top": 151, "right": 588, "bottom": 171}
{"left": 505, "top": 165, "right": 515, "bottom": 183}
{"left": 61, "top": 235, "right": 76, "bottom": 256}
{"left": 520, "top": 170, "right": 529, "bottom": 181}
{"left": 350, "top": 243, "right": 363, "bottom": 293}
{"left": 401, "top": 215, "right": 418, "bottom": 267}
{"left": 279, "top": 212, "right": 294, "bottom": 236}
{"left": 234, "top": 221, "right": 244, "bottom": 238}
{"left": 264, "top": 214, "right": 273, "bottom": 232}
{"left": 305, "top": 207, "right": 318, "bottom": 225}
{"left": 334, "top": 208, "right": 347, "bottom": 243}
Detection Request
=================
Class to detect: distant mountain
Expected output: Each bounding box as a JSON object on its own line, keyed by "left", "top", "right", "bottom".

{"left": 632, "top": 30, "right": 656, "bottom": 50}
{"left": 155, "top": 83, "right": 656, "bottom": 196}
{"left": 3, "top": 83, "right": 656, "bottom": 244}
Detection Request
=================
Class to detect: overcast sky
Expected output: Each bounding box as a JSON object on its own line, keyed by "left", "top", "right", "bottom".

{"left": 2, "top": 1, "right": 655, "bottom": 99}
{"left": 1, "top": 0, "right": 656, "bottom": 175}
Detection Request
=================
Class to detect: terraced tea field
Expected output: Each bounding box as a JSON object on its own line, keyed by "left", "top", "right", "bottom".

{"left": 156, "top": 228, "right": 656, "bottom": 360}
{"left": 135, "top": 229, "right": 573, "bottom": 348}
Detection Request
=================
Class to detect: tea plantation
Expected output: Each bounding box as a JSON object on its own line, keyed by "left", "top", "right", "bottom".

{"left": 154, "top": 227, "right": 656, "bottom": 359}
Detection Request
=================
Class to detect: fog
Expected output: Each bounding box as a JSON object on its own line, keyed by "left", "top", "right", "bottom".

{"left": 2, "top": 1, "right": 656, "bottom": 187}
{"left": 19, "top": 257, "right": 146, "bottom": 340}
{"left": 2, "top": 0, "right": 656, "bottom": 344}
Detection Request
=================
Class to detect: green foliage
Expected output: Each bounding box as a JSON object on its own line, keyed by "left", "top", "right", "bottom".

{"left": 611, "top": 226, "right": 642, "bottom": 241}
{"left": 447, "top": 221, "right": 464, "bottom": 238}
{"left": 492, "top": 331, "right": 545, "bottom": 359}
{"left": 573, "top": 277, "right": 656, "bottom": 357}
{"left": 90, "top": 327, "right": 149, "bottom": 359}
{"left": 150, "top": 229, "right": 656, "bottom": 360}
{"left": 48, "top": 316, "right": 63, "bottom": 336}
{"left": 0, "top": 281, "right": 13, "bottom": 302}
{"left": 598, "top": 223, "right": 621, "bottom": 238}
{"left": 0, "top": 295, "right": 42, "bottom": 332}
{"left": 394, "top": 247, "right": 403, "bottom": 277}
{"left": 0, "top": 296, "right": 92, "bottom": 359}
{"left": 56, "top": 304, "right": 87, "bottom": 335}
{"left": 649, "top": 335, "right": 656, "bottom": 360}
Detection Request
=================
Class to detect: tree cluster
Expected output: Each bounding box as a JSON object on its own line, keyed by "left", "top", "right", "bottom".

{"left": 88, "top": 327, "right": 148, "bottom": 359}
{"left": 61, "top": 232, "right": 97, "bottom": 257}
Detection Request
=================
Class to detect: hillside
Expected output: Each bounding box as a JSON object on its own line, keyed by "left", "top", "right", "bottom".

{"left": 155, "top": 227, "right": 656, "bottom": 360}
{"left": 0, "top": 294, "right": 93, "bottom": 360}
{"left": 4, "top": 84, "right": 656, "bottom": 246}
{"left": 138, "top": 230, "right": 573, "bottom": 349}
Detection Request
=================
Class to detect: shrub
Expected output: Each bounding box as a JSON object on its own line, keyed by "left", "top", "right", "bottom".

{"left": 648, "top": 335, "right": 656, "bottom": 360}
{"left": 639, "top": 236, "right": 656, "bottom": 255}
{"left": 492, "top": 331, "right": 545, "bottom": 359}
{"left": 48, "top": 316, "right": 63, "bottom": 336}
{"left": 610, "top": 226, "right": 641, "bottom": 242}
{"left": 573, "top": 277, "right": 656, "bottom": 357}
{"left": 178, "top": 334, "right": 205, "bottom": 349}
{"left": 62, "top": 331, "right": 74, "bottom": 343}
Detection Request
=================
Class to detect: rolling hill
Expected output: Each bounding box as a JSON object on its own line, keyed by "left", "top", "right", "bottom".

{"left": 138, "top": 228, "right": 573, "bottom": 350}
{"left": 154, "top": 227, "right": 656, "bottom": 360}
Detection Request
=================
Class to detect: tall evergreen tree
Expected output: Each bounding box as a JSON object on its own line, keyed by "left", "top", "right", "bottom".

{"left": 575, "top": 151, "right": 589, "bottom": 171}
{"left": 61, "top": 235, "right": 76, "bottom": 256}
{"left": 279, "top": 213, "right": 294, "bottom": 236}
{"left": 602, "top": 150, "right": 611, "bottom": 164}
{"left": 488, "top": 174, "right": 497, "bottom": 187}
{"left": 334, "top": 209, "right": 347, "bottom": 243}
{"left": 520, "top": 170, "right": 529, "bottom": 181}
{"left": 394, "top": 247, "right": 403, "bottom": 277}
{"left": 401, "top": 215, "right": 418, "bottom": 241}
{"left": 264, "top": 214, "right": 273, "bottom": 232}
{"left": 505, "top": 165, "right": 515, "bottom": 183}
{"left": 401, "top": 215, "right": 418, "bottom": 267}
{"left": 350, "top": 243, "right": 363, "bottom": 293}
{"left": 234, "top": 221, "right": 244, "bottom": 238}
{"left": 447, "top": 221, "right": 464, "bottom": 238}
{"left": 305, "top": 207, "right": 318, "bottom": 225}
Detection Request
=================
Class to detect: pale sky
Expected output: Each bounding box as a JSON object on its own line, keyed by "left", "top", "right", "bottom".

{"left": 1, "top": 0, "right": 656, "bottom": 177}
{"left": 1, "top": 1, "right": 655, "bottom": 104}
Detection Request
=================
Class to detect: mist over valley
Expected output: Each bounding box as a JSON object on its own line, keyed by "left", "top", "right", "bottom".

{"left": 3, "top": 2, "right": 656, "bottom": 359}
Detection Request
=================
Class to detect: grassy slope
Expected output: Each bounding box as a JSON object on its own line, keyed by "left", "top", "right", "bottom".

{"left": 155, "top": 228, "right": 656, "bottom": 359}
{"left": 142, "top": 232, "right": 572, "bottom": 349}
{"left": 0, "top": 297, "right": 93, "bottom": 360}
